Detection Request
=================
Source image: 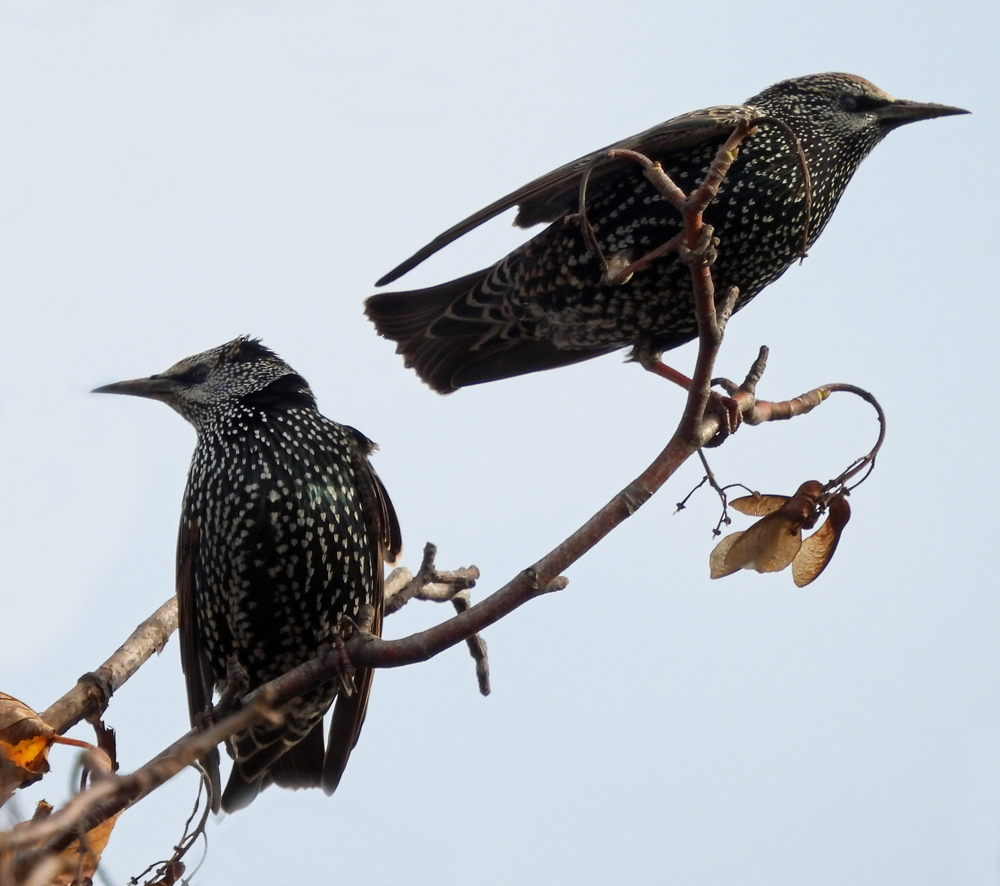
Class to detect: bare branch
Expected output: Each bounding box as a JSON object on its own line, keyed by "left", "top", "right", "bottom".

{"left": 42, "top": 598, "right": 178, "bottom": 736}
{"left": 3, "top": 119, "right": 887, "bottom": 871}
{"left": 384, "top": 543, "right": 479, "bottom": 616}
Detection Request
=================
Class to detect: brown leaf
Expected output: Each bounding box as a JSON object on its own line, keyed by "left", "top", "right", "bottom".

{"left": 726, "top": 510, "right": 804, "bottom": 573}
{"left": 710, "top": 481, "right": 823, "bottom": 579}
{"left": 730, "top": 492, "right": 789, "bottom": 517}
{"left": 0, "top": 693, "right": 55, "bottom": 773}
{"left": 51, "top": 810, "right": 121, "bottom": 886}
{"left": 47, "top": 747, "right": 117, "bottom": 886}
{"left": 0, "top": 693, "right": 56, "bottom": 806}
{"left": 0, "top": 694, "right": 97, "bottom": 807}
{"left": 708, "top": 531, "right": 745, "bottom": 578}
{"left": 792, "top": 495, "right": 852, "bottom": 587}
{"left": 147, "top": 860, "right": 187, "bottom": 886}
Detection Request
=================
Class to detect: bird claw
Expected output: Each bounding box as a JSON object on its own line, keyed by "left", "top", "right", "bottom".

{"left": 677, "top": 224, "right": 719, "bottom": 268}
{"left": 704, "top": 391, "right": 742, "bottom": 446}
{"left": 225, "top": 656, "right": 250, "bottom": 692}
{"left": 193, "top": 704, "right": 216, "bottom": 731}
{"left": 214, "top": 656, "right": 250, "bottom": 717}
{"left": 318, "top": 633, "right": 357, "bottom": 697}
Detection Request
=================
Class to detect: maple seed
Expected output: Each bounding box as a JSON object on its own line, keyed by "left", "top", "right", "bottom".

{"left": 708, "top": 481, "right": 851, "bottom": 585}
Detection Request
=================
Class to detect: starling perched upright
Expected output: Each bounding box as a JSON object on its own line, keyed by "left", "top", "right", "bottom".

{"left": 95, "top": 337, "right": 401, "bottom": 812}
{"left": 366, "top": 73, "right": 967, "bottom": 393}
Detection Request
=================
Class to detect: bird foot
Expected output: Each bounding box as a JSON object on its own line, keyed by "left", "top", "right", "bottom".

{"left": 677, "top": 224, "right": 719, "bottom": 268}
{"left": 318, "top": 634, "right": 357, "bottom": 697}
{"left": 704, "top": 391, "right": 742, "bottom": 445}
{"left": 215, "top": 656, "right": 250, "bottom": 717}
{"left": 193, "top": 701, "right": 216, "bottom": 731}
{"left": 602, "top": 250, "right": 635, "bottom": 285}
{"left": 629, "top": 342, "right": 694, "bottom": 390}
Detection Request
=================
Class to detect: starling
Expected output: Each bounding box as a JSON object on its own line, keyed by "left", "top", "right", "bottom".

{"left": 366, "top": 73, "right": 967, "bottom": 394}
{"left": 94, "top": 337, "right": 401, "bottom": 812}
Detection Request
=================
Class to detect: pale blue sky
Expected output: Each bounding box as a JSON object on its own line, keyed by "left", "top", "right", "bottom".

{"left": 0, "top": 2, "right": 995, "bottom": 884}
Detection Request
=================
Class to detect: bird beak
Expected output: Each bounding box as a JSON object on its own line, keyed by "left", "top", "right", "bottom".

{"left": 92, "top": 375, "right": 182, "bottom": 401}
{"left": 878, "top": 100, "right": 969, "bottom": 128}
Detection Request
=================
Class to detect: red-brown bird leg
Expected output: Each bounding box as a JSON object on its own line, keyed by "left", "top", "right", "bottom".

{"left": 640, "top": 355, "right": 740, "bottom": 436}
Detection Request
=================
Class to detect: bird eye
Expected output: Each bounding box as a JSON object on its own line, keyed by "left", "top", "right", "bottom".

{"left": 174, "top": 365, "right": 210, "bottom": 385}
{"left": 839, "top": 93, "right": 859, "bottom": 111}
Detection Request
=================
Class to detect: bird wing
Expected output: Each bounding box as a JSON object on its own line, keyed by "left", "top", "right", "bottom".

{"left": 176, "top": 515, "right": 222, "bottom": 811}
{"left": 322, "top": 431, "right": 402, "bottom": 794}
{"left": 376, "top": 104, "right": 757, "bottom": 286}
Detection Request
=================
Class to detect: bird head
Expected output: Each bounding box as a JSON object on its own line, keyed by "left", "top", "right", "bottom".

{"left": 93, "top": 336, "right": 316, "bottom": 429}
{"left": 749, "top": 72, "right": 967, "bottom": 144}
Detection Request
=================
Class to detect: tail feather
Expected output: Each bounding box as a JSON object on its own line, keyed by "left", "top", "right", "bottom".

{"left": 321, "top": 590, "right": 384, "bottom": 795}
{"left": 321, "top": 667, "right": 373, "bottom": 795}
{"left": 366, "top": 269, "right": 615, "bottom": 393}
{"left": 269, "top": 720, "right": 325, "bottom": 791}
{"left": 220, "top": 704, "right": 330, "bottom": 812}
{"left": 220, "top": 768, "right": 264, "bottom": 813}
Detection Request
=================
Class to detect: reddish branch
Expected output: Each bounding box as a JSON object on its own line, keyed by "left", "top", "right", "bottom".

{"left": 4, "top": 122, "right": 882, "bottom": 875}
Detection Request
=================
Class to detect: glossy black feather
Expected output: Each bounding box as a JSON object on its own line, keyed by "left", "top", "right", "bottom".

{"left": 96, "top": 336, "right": 401, "bottom": 812}
{"left": 367, "top": 73, "right": 967, "bottom": 394}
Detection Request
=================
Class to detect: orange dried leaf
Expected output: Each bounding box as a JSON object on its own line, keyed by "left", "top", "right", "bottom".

{"left": 0, "top": 693, "right": 56, "bottom": 805}
{"left": 792, "top": 495, "right": 852, "bottom": 587}
{"left": 0, "top": 735, "right": 51, "bottom": 772}
{"left": 0, "top": 694, "right": 97, "bottom": 808}
{"left": 0, "top": 693, "right": 55, "bottom": 772}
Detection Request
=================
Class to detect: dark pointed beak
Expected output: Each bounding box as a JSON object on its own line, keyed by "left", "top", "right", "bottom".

{"left": 92, "top": 375, "right": 182, "bottom": 401}
{"left": 878, "top": 99, "right": 969, "bottom": 129}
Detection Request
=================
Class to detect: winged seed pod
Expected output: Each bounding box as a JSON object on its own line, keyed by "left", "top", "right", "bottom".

{"left": 709, "top": 482, "right": 851, "bottom": 586}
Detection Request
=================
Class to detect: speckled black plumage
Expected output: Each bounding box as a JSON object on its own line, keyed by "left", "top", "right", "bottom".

{"left": 95, "top": 337, "right": 401, "bottom": 812}
{"left": 366, "top": 73, "right": 966, "bottom": 393}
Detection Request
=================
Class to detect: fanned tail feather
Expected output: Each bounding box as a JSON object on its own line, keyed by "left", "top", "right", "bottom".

{"left": 365, "top": 269, "right": 614, "bottom": 393}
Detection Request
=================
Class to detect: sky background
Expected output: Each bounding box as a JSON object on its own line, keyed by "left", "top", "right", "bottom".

{"left": 0, "top": 2, "right": 995, "bottom": 884}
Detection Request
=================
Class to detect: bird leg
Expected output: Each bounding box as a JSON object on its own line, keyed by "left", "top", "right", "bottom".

{"left": 315, "top": 633, "right": 358, "bottom": 698}
{"left": 630, "top": 340, "right": 741, "bottom": 437}
{"left": 214, "top": 656, "right": 250, "bottom": 718}
{"left": 676, "top": 224, "right": 720, "bottom": 269}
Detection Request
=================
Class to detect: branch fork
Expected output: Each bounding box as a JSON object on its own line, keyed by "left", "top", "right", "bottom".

{"left": 5, "top": 118, "right": 881, "bottom": 883}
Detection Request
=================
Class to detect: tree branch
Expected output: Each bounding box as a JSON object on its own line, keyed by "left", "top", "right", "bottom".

{"left": 4, "top": 121, "right": 883, "bottom": 880}
{"left": 41, "top": 598, "right": 178, "bottom": 736}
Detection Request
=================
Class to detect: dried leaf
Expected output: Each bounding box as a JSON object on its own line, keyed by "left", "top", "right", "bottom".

{"left": 51, "top": 810, "right": 121, "bottom": 886}
{"left": 708, "top": 531, "right": 744, "bottom": 578}
{"left": 1, "top": 750, "right": 117, "bottom": 886}
{"left": 724, "top": 510, "right": 804, "bottom": 573}
{"left": 0, "top": 693, "right": 55, "bottom": 773}
{"left": 792, "top": 495, "right": 852, "bottom": 587}
{"left": 710, "top": 481, "right": 824, "bottom": 580}
{"left": 0, "top": 694, "right": 97, "bottom": 807}
{"left": 730, "top": 492, "right": 789, "bottom": 517}
{"left": 0, "top": 694, "right": 56, "bottom": 806}
{"left": 147, "top": 860, "right": 186, "bottom": 886}
{"left": 47, "top": 747, "right": 117, "bottom": 885}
